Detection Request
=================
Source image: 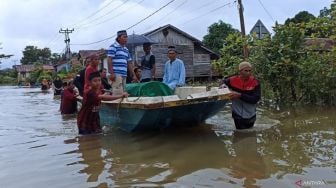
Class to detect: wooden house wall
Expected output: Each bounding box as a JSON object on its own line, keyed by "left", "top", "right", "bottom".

{"left": 193, "top": 46, "right": 211, "bottom": 77}
{"left": 132, "top": 28, "right": 214, "bottom": 78}
{"left": 134, "top": 44, "right": 195, "bottom": 78}
{"left": 147, "top": 29, "right": 194, "bottom": 46}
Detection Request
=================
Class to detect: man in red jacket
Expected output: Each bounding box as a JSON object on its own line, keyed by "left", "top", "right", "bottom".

{"left": 220, "top": 61, "right": 261, "bottom": 129}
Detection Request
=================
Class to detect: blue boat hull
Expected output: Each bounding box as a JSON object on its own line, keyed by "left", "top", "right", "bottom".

{"left": 99, "top": 100, "right": 228, "bottom": 132}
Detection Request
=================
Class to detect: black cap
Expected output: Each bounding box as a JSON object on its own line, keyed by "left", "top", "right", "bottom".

{"left": 117, "top": 30, "right": 127, "bottom": 37}
{"left": 167, "top": 45, "right": 177, "bottom": 53}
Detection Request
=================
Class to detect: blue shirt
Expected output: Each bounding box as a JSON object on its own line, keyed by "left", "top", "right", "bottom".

{"left": 107, "top": 41, "right": 132, "bottom": 77}
{"left": 162, "top": 58, "right": 186, "bottom": 90}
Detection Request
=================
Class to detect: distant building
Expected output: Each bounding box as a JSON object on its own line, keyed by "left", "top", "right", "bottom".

{"left": 129, "top": 24, "right": 219, "bottom": 79}
{"left": 78, "top": 50, "right": 105, "bottom": 70}
{"left": 42, "top": 65, "right": 55, "bottom": 72}
{"left": 13, "top": 65, "right": 34, "bottom": 83}
{"left": 250, "top": 20, "right": 270, "bottom": 39}
{"left": 304, "top": 38, "right": 336, "bottom": 52}
{"left": 54, "top": 56, "right": 81, "bottom": 72}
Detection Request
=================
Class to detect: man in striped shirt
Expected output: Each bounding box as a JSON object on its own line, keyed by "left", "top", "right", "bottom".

{"left": 107, "top": 30, "right": 137, "bottom": 95}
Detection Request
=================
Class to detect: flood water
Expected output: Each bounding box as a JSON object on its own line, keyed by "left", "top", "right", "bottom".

{"left": 0, "top": 86, "right": 335, "bottom": 188}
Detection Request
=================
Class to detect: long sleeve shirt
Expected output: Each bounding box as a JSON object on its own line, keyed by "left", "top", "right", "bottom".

{"left": 223, "top": 75, "right": 261, "bottom": 119}
{"left": 162, "top": 58, "right": 186, "bottom": 90}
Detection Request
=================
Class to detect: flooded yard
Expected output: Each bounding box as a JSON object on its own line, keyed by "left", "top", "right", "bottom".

{"left": 0, "top": 86, "right": 335, "bottom": 187}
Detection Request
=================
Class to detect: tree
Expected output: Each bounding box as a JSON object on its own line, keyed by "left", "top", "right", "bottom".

{"left": 0, "top": 43, "right": 13, "bottom": 64}
{"left": 284, "top": 11, "right": 316, "bottom": 25}
{"left": 203, "top": 20, "right": 239, "bottom": 52}
{"left": 20, "top": 46, "right": 51, "bottom": 65}
{"left": 319, "top": 7, "right": 331, "bottom": 18}
{"left": 213, "top": 4, "right": 336, "bottom": 106}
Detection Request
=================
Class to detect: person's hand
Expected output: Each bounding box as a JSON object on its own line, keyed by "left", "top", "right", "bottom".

{"left": 122, "top": 92, "right": 129, "bottom": 98}
{"left": 109, "top": 72, "right": 116, "bottom": 82}
{"left": 228, "top": 91, "right": 241, "bottom": 99}
{"left": 132, "top": 75, "right": 139, "bottom": 82}
{"left": 219, "top": 83, "right": 227, "bottom": 89}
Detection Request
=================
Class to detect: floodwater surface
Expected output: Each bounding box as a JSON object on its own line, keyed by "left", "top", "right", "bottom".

{"left": 0, "top": 86, "right": 335, "bottom": 188}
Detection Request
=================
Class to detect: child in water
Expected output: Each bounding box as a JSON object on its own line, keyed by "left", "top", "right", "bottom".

{"left": 77, "top": 71, "right": 128, "bottom": 135}
{"left": 60, "top": 80, "right": 78, "bottom": 115}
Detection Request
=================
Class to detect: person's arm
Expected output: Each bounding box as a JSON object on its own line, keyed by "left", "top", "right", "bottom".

{"left": 240, "top": 83, "right": 261, "bottom": 104}
{"left": 107, "top": 57, "right": 115, "bottom": 81}
{"left": 150, "top": 55, "right": 156, "bottom": 80}
{"left": 177, "top": 61, "right": 186, "bottom": 86}
{"left": 99, "top": 92, "right": 128, "bottom": 101}
{"left": 127, "top": 50, "right": 137, "bottom": 82}
{"left": 107, "top": 47, "right": 116, "bottom": 81}
{"left": 219, "top": 78, "right": 230, "bottom": 88}
{"left": 162, "top": 62, "right": 168, "bottom": 84}
{"left": 127, "top": 61, "right": 138, "bottom": 82}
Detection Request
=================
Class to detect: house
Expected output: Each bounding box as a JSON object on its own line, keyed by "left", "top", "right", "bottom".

{"left": 54, "top": 57, "right": 82, "bottom": 72}
{"left": 13, "top": 65, "right": 34, "bottom": 83}
{"left": 304, "top": 38, "right": 336, "bottom": 52}
{"left": 130, "top": 24, "right": 219, "bottom": 79}
{"left": 42, "top": 65, "right": 55, "bottom": 72}
{"left": 78, "top": 50, "right": 105, "bottom": 70}
{"left": 250, "top": 20, "right": 271, "bottom": 39}
{"left": 13, "top": 64, "right": 56, "bottom": 83}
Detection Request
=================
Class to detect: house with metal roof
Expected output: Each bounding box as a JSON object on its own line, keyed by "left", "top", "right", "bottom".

{"left": 249, "top": 20, "right": 271, "bottom": 39}
{"left": 129, "top": 24, "right": 219, "bottom": 79}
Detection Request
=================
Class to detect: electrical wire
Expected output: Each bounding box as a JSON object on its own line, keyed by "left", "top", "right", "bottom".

{"left": 75, "top": 0, "right": 133, "bottom": 29}
{"left": 141, "top": 0, "right": 188, "bottom": 32}
{"left": 78, "top": 0, "right": 145, "bottom": 29}
{"left": 72, "top": 0, "right": 117, "bottom": 28}
{"left": 178, "top": 2, "right": 233, "bottom": 26}
{"left": 71, "top": 0, "right": 175, "bottom": 46}
{"left": 257, "top": 0, "right": 275, "bottom": 22}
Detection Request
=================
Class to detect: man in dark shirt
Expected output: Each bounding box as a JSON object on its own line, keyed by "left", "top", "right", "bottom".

{"left": 100, "top": 68, "right": 112, "bottom": 90}
{"left": 139, "top": 43, "right": 155, "bottom": 82}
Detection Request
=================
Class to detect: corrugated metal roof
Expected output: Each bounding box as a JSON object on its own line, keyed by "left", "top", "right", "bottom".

{"left": 13, "top": 65, "right": 34, "bottom": 72}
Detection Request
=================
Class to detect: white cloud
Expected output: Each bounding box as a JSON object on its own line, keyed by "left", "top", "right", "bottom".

{"left": 0, "top": 0, "right": 333, "bottom": 69}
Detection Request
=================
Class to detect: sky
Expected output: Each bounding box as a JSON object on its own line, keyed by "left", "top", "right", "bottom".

{"left": 0, "top": 0, "right": 333, "bottom": 69}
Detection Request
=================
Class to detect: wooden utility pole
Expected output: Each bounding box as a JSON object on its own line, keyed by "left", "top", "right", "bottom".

{"left": 59, "top": 28, "right": 74, "bottom": 60}
{"left": 237, "top": 0, "right": 248, "bottom": 59}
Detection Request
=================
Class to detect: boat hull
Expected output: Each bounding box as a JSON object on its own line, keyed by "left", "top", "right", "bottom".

{"left": 99, "top": 99, "right": 228, "bottom": 132}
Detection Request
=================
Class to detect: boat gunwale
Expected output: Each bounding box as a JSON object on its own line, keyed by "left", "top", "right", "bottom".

{"left": 101, "top": 92, "right": 231, "bottom": 110}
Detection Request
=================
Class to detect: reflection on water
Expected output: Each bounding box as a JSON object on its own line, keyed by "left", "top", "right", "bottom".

{"left": 0, "top": 86, "right": 335, "bottom": 188}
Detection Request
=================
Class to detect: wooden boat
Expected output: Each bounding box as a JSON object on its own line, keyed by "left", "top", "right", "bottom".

{"left": 99, "top": 85, "right": 231, "bottom": 132}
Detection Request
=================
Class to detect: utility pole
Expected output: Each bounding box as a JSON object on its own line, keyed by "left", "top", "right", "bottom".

{"left": 237, "top": 0, "right": 248, "bottom": 59}
{"left": 59, "top": 28, "right": 74, "bottom": 60}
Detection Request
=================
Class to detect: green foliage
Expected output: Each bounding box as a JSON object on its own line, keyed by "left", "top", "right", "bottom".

{"left": 0, "top": 43, "right": 13, "bottom": 64}
{"left": 284, "top": 11, "right": 316, "bottom": 25}
{"left": 203, "top": 20, "right": 239, "bottom": 52}
{"left": 0, "top": 68, "right": 17, "bottom": 84}
{"left": 20, "top": 46, "right": 52, "bottom": 65}
{"left": 212, "top": 33, "right": 248, "bottom": 77}
{"left": 0, "top": 75, "right": 16, "bottom": 84}
{"left": 27, "top": 66, "right": 52, "bottom": 84}
{"left": 213, "top": 2, "right": 336, "bottom": 106}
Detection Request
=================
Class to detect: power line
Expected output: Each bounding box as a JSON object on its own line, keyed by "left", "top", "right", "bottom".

{"left": 71, "top": 0, "right": 175, "bottom": 46}
{"left": 125, "top": 0, "right": 175, "bottom": 31}
{"left": 59, "top": 28, "right": 74, "bottom": 59}
{"left": 142, "top": 0, "right": 188, "bottom": 32}
{"left": 257, "top": 0, "right": 275, "bottom": 22}
{"left": 78, "top": 0, "right": 145, "bottom": 29}
{"left": 75, "top": 0, "right": 132, "bottom": 29}
{"left": 45, "top": 33, "right": 62, "bottom": 47}
{"left": 144, "top": 0, "right": 224, "bottom": 32}
{"left": 72, "top": 0, "right": 117, "bottom": 28}
{"left": 178, "top": 2, "right": 233, "bottom": 26}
